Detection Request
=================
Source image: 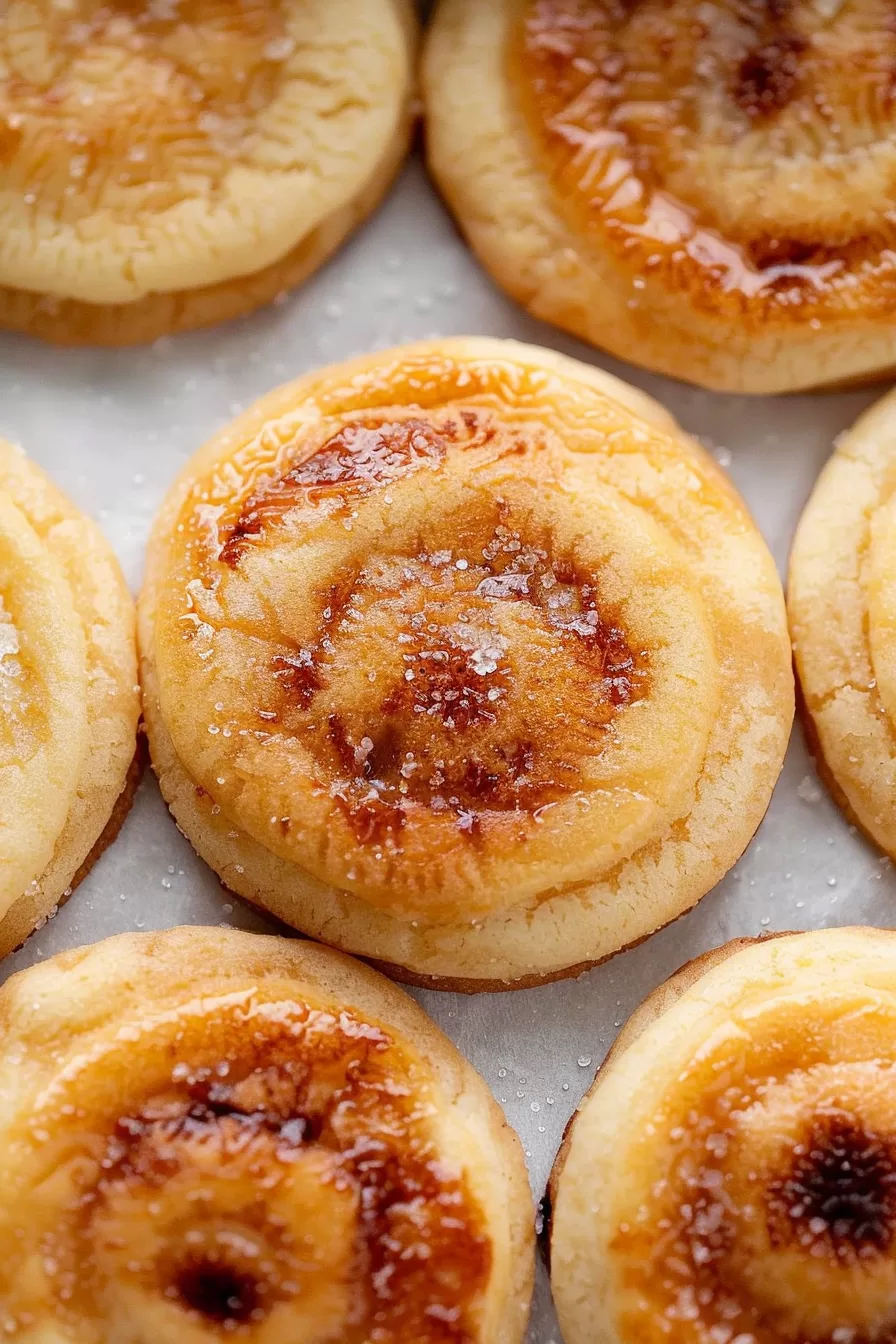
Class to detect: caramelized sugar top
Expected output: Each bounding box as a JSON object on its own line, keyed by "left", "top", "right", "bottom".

{"left": 221, "top": 420, "right": 448, "bottom": 567}
{"left": 516, "top": 0, "right": 896, "bottom": 321}
{"left": 0, "top": 0, "right": 289, "bottom": 221}
{"left": 155, "top": 353, "right": 718, "bottom": 919}
{"left": 2, "top": 996, "right": 491, "bottom": 1339}
{"left": 212, "top": 413, "right": 647, "bottom": 849}
{"left": 610, "top": 999, "right": 896, "bottom": 1342}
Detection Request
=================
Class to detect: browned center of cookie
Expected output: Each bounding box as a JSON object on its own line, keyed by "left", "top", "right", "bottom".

{"left": 278, "top": 555, "right": 641, "bottom": 841}
{"left": 610, "top": 1021, "right": 896, "bottom": 1343}
{"left": 174, "top": 1263, "right": 260, "bottom": 1324}
{"left": 11, "top": 1000, "right": 493, "bottom": 1339}
{"left": 514, "top": 0, "right": 896, "bottom": 322}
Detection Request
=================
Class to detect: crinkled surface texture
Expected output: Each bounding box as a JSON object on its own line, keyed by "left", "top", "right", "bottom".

{"left": 790, "top": 386, "right": 896, "bottom": 857}
{"left": 0, "top": 439, "right": 138, "bottom": 959}
{"left": 0, "top": 0, "right": 415, "bottom": 343}
{"left": 425, "top": 0, "right": 896, "bottom": 393}
{"left": 550, "top": 927, "right": 896, "bottom": 1344}
{"left": 139, "top": 337, "right": 793, "bottom": 987}
{"left": 0, "top": 926, "right": 533, "bottom": 1341}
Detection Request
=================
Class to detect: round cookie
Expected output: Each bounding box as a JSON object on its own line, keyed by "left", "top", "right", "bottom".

{"left": 0, "top": 439, "right": 139, "bottom": 956}
{"left": 549, "top": 927, "right": 896, "bottom": 1344}
{"left": 789, "top": 387, "right": 896, "bottom": 855}
{"left": 139, "top": 337, "right": 793, "bottom": 989}
{"left": 0, "top": 925, "right": 534, "bottom": 1341}
{"left": 424, "top": 1, "right": 896, "bottom": 394}
{"left": 0, "top": 0, "right": 416, "bottom": 345}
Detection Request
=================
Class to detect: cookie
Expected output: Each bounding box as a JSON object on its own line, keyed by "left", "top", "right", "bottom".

{"left": 790, "top": 387, "right": 896, "bottom": 856}
{"left": 0, "top": 0, "right": 416, "bottom": 344}
{"left": 549, "top": 927, "right": 896, "bottom": 1344}
{"left": 139, "top": 337, "right": 793, "bottom": 989}
{"left": 0, "top": 925, "right": 534, "bottom": 1340}
{"left": 0, "top": 439, "right": 139, "bottom": 956}
{"left": 425, "top": 1, "right": 896, "bottom": 393}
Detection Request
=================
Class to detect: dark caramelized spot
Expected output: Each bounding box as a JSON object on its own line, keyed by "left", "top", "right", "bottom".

{"left": 748, "top": 236, "right": 827, "bottom": 270}
{"left": 271, "top": 650, "right": 322, "bottom": 709}
{"left": 177, "top": 1262, "right": 259, "bottom": 1324}
{"left": 220, "top": 420, "right": 446, "bottom": 566}
{"left": 767, "top": 1116, "right": 896, "bottom": 1257}
{"left": 51, "top": 1008, "right": 493, "bottom": 1340}
{"left": 735, "top": 31, "right": 806, "bottom": 119}
{"left": 336, "top": 796, "right": 407, "bottom": 846}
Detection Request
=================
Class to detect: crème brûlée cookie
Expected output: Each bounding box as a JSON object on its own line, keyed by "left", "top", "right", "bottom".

{"left": 139, "top": 338, "right": 793, "bottom": 990}
{"left": 0, "top": 926, "right": 534, "bottom": 1341}
{"left": 0, "top": 0, "right": 415, "bottom": 345}
{"left": 425, "top": 1, "right": 896, "bottom": 394}
{"left": 548, "top": 928, "right": 896, "bottom": 1344}
{"left": 0, "top": 439, "right": 138, "bottom": 958}
{"left": 790, "top": 388, "right": 896, "bottom": 856}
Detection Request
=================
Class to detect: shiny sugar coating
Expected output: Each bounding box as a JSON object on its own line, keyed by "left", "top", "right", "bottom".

{"left": 0, "top": 928, "right": 533, "bottom": 1340}
{"left": 516, "top": 0, "right": 896, "bottom": 323}
{"left": 549, "top": 929, "right": 896, "bottom": 1344}
{"left": 425, "top": 2, "right": 896, "bottom": 391}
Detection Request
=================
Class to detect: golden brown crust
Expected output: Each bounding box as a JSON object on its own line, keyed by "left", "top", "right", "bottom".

{"left": 367, "top": 897, "right": 768, "bottom": 994}
{"left": 0, "top": 743, "right": 143, "bottom": 961}
{"left": 0, "top": 0, "right": 416, "bottom": 345}
{"left": 0, "top": 926, "right": 534, "bottom": 1340}
{"left": 789, "top": 386, "right": 896, "bottom": 858}
{"left": 139, "top": 336, "right": 792, "bottom": 988}
{"left": 425, "top": 0, "right": 896, "bottom": 394}
{"left": 549, "top": 928, "right": 896, "bottom": 1344}
{"left": 0, "top": 441, "right": 139, "bottom": 953}
{"left": 794, "top": 674, "right": 868, "bottom": 838}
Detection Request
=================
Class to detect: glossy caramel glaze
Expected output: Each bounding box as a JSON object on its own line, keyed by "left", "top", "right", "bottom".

{"left": 425, "top": 1, "right": 896, "bottom": 390}
{"left": 550, "top": 929, "right": 896, "bottom": 1344}
{"left": 0, "top": 929, "right": 531, "bottom": 1340}
{"left": 139, "top": 338, "right": 792, "bottom": 985}
{"left": 515, "top": 0, "right": 896, "bottom": 327}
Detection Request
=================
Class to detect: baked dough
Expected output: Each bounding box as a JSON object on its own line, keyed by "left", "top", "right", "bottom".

{"left": 0, "top": 439, "right": 138, "bottom": 957}
{"left": 424, "top": 1, "right": 896, "bottom": 394}
{"left": 790, "top": 387, "right": 896, "bottom": 856}
{"left": 139, "top": 337, "right": 792, "bottom": 989}
{"left": 0, "top": 0, "right": 416, "bottom": 345}
{"left": 549, "top": 927, "right": 896, "bottom": 1344}
{"left": 0, "top": 925, "right": 533, "bottom": 1341}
